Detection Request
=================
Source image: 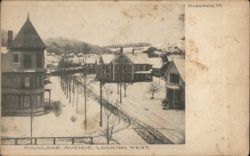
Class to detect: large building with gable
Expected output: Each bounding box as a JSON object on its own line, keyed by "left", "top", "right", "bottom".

{"left": 96, "top": 48, "right": 152, "bottom": 83}
{"left": 1, "top": 16, "right": 47, "bottom": 115}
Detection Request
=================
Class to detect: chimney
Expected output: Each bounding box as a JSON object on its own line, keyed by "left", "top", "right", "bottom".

{"left": 7, "top": 30, "right": 13, "bottom": 47}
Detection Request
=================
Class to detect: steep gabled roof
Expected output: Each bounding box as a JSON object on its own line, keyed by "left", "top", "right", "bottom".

{"left": 9, "top": 16, "right": 46, "bottom": 49}
{"left": 173, "top": 59, "right": 185, "bottom": 81}
{"left": 149, "top": 57, "right": 164, "bottom": 68}
{"left": 126, "top": 53, "right": 150, "bottom": 64}
{"left": 101, "top": 54, "right": 116, "bottom": 64}
{"left": 101, "top": 53, "right": 150, "bottom": 65}
{"left": 164, "top": 58, "right": 185, "bottom": 82}
{"left": 110, "top": 53, "right": 133, "bottom": 64}
{"left": 167, "top": 55, "right": 185, "bottom": 62}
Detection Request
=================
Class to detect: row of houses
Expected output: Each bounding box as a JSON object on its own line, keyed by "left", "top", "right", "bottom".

{"left": 96, "top": 49, "right": 185, "bottom": 110}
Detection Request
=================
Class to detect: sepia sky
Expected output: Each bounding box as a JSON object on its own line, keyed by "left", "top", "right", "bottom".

{"left": 1, "top": 1, "right": 184, "bottom": 48}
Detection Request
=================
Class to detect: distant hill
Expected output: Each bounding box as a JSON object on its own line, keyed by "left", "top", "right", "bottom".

{"left": 44, "top": 37, "right": 112, "bottom": 54}
{"left": 104, "top": 42, "right": 151, "bottom": 49}
{"left": 1, "top": 30, "right": 112, "bottom": 54}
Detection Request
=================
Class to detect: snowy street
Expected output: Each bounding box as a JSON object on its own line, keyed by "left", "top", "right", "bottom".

{"left": 86, "top": 77, "right": 185, "bottom": 144}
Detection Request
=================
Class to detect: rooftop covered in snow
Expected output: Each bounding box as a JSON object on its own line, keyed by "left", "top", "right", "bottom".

{"left": 167, "top": 55, "right": 185, "bottom": 62}
{"left": 101, "top": 53, "right": 151, "bottom": 65}
{"left": 126, "top": 53, "right": 150, "bottom": 64}
{"left": 164, "top": 58, "right": 185, "bottom": 82}
{"left": 173, "top": 58, "right": 185, "bottom": 81}
{"left": 149, "top": 57, "right": 164, "bottom": 69}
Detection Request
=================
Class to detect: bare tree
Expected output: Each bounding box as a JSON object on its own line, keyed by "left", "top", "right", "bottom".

{"left": 149, "top": 81, "right": 160, "bottom": 99}
{"left": 101, "top": 86, "right": 118, "bottom": 144}
{"left": 103, "top": 108, "right": 115, "bottom": 144}
{"left": 83, "top": 73, "right": 87, "bottom": 129}
{"left": 123, "top": 83, "right": 131, "bottom": 97}
{"left": 99, "top": 85, "right": 131, "bottom": 144}
{"left": 73, "top": 74, "right": 94, "bottom": 129}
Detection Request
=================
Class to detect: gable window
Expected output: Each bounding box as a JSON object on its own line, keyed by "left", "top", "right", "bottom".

{"left": 12, "top": 53, "right": 20, "bottom": 64}
{"left": 170, "top": 73, "right": 179, "bottom": 84}
{"left": 24, "top": 76, "right": 31, "bottom": 88}
{"left": 24, "top": 54, "right": 32, "bottom": 68}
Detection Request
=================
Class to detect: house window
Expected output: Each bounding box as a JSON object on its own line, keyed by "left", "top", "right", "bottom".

{"left": 4, "top": 95, "right": 19, "bottom": 108}
{"left": 23, "top": 96, "right": 30, "bottom": 108}
{"left": 170, "top": 73, "right": 179, "bottom": 83}
{"left": 36, "top": 95, "right": 42, "bottom": 106}
{"left": 12, "top": 53, "right": 20, "bottom": 64}
{"left": 24, "top": 54, "right": 32, "bottom": 68}
{"left": 36, "top": 75, "right": 43, "bottom": 88}
{"left": 145, "top": 74, "right": 151, "bottom": 80}
{"left": 24, "top": 76, "right": 31, "bottom": 88}
{"left": 37, "top": 54, "right": 43, "bottom": 67}
{"left": 167, "top": 89, "right": 181, "bottom": 102}
{"left": 135, "top": 64, "right": 140, "bottom": 71}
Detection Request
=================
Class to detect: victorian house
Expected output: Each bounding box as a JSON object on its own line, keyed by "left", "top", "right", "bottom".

{"left": 1, "top": 16, "right": 47, "bottom": 115}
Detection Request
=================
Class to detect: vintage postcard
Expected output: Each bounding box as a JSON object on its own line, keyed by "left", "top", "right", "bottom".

{"left": 0, "top": 0, "right": 249, "bottom": 155}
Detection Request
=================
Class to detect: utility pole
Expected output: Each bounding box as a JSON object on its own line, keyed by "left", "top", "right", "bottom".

{"left": 117, "top": 83, "right": 119, "bottom": 94}
{"left": 84, "top": 73, "right": 87, "bottom": 130}
{"left": 69, "top": 77, "right": 71, "bottom": 104}
{"left": 99, "top": 82, "right": 103, "bottom": 127}
{"left": 66, "top": 77, "right": 69, "bottom": 99}
{"left": 76, "top": 86, "right": 79, "bottom": 114}
{"left": 120, "top": 83, "right": 122, "bottom": 103}
{"left": 30, "top": 102, "right": 33, "bottom": 144}
{"left": 72, "top": 75, "right": 75, "bottom": 106}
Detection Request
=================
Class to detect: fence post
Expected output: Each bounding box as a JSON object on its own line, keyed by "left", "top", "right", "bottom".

{"left": 53, "top": 138, "right": 56, "bottom": 145}
{"left": 15, "top": 138, "right": 18, "bottom": 145}
{"left": 35, "top": 138, "right": 37, "bottom": 145}
{"left": 72, "top": 138, "right": 74, "bottom": 145}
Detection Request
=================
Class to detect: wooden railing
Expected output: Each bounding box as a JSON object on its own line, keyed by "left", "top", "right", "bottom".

{"left": 1, "top": 136, "right": 94, "bottom": 145}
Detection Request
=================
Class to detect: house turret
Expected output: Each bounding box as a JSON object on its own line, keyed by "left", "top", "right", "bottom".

{"left": 1, "top": 15, "right": 48, "bottom": 116}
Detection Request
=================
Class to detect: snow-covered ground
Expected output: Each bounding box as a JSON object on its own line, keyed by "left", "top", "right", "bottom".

{"left": 88, "top": 77, "right": 185, "bottom": 143}
{"left": 2, "top": 75, "right": 184, "bottom": 144}
{"left": 1, "top": 76, "right": 146, "bottom": 144}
